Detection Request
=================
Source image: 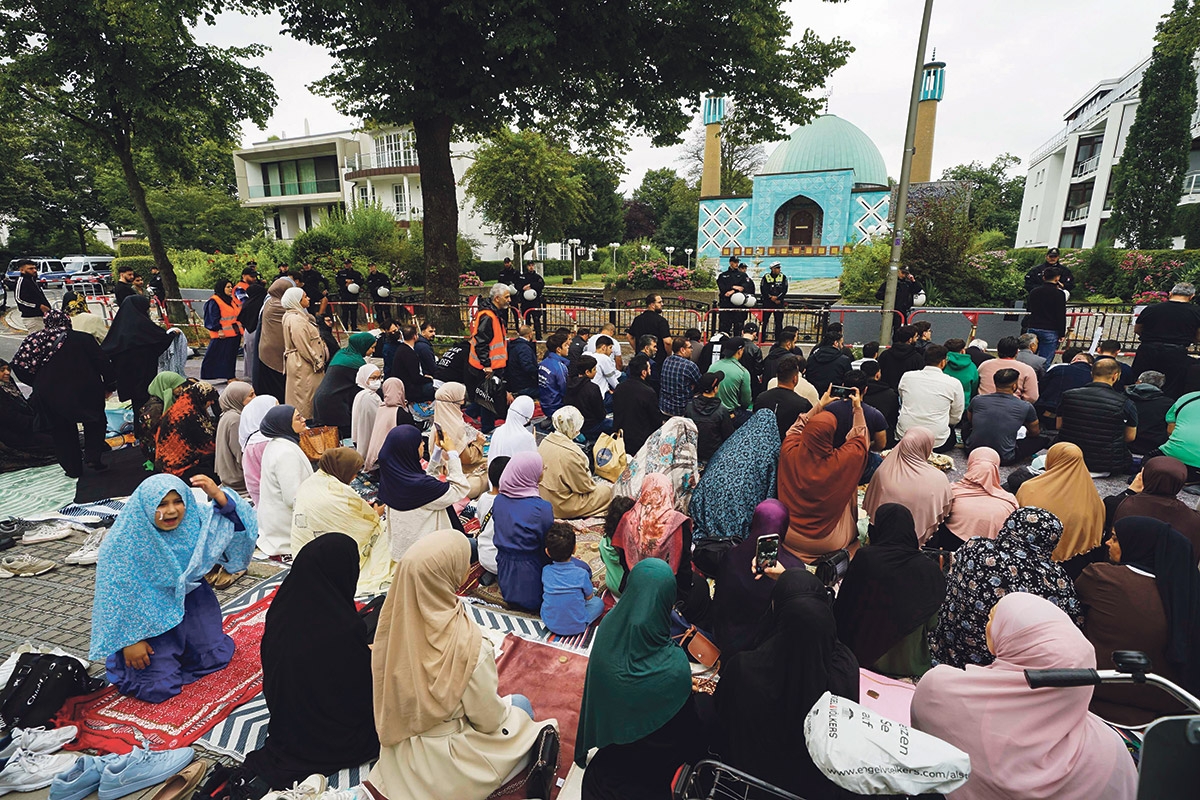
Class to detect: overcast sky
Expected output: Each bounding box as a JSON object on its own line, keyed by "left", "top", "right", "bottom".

{"left": 203, "top": 0, "right": 1175, "bottom": 193}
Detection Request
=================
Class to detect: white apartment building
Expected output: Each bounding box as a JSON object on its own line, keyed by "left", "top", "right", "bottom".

{"left": 232, "top": 126, "right": 511, "bottom": 260}
{"left": 1016, "top": 53, "right": 1200, "bottom": 250}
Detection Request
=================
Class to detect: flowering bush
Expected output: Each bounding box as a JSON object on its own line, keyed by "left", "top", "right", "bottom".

{"left": 964, "top": 250, "right": 1026, "bottom": 307}
{"left": 459, "top": 271, "right": 484, "bottom": 287}
{"left": 608, "top": 258, "right": 714, "bottom": 290}
{"left": 1132, "top": 290, "right": 1169, "bottom": 305}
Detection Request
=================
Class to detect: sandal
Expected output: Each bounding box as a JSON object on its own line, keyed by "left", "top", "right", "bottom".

{"left": 150, "top": 759, "right": 210, "bottom": 800}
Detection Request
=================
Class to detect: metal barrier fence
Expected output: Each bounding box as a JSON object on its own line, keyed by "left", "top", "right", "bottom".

{"left": 827, "top": 307, "right": 905, "bottom": 346}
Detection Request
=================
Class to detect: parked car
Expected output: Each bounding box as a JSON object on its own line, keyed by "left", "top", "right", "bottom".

{"left": 57, "top": 256, "right": 115, "bottom": 291}
{"left": 0, "top": 280, "right": 6, "bottom": 310}
{"left": 4, "top": 257, "right": 65, "bottom": 290}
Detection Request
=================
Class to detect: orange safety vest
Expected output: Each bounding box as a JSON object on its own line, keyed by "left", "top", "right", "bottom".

{"left": 209, "top": 294, "right": 242, "bottom": 339}
{"left": 468, "top": 308, "right": 508, "bottom": 370}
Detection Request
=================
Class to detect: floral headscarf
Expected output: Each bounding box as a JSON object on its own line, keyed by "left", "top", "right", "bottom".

{"left": 613, "top": 473, "right": 690, "bottom": 571}
{"left": 10, "top": 310, "right": 71, "bottom": 380}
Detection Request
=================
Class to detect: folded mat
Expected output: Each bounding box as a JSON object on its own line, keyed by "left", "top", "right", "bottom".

{"left": 0, "top": 463, "right": 76, "bottom": 518}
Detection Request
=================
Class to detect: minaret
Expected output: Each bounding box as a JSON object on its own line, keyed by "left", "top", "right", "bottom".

{"left": 700, "top": 94, "right": 726, "bottom": 199}
{"left": 912, "top": 53, "right": 946, "bottom": 184}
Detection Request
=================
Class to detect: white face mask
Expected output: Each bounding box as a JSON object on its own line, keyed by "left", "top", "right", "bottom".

{"left": 368, "top": 379, "right": 383, "bottom": 391}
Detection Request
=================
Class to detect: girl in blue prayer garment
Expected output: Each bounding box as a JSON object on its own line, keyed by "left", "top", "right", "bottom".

{"left": 89, "top": 473, "right": 257, "bottom": 703}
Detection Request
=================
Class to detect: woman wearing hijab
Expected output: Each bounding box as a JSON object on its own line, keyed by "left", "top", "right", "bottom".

{"left": 312, "top": 331, "right": 377, "bottom": 438}
{"left": 863, "top": 426, "right": 952, "bottom": 545}
{"left": 243, "top": 533, "right": 379, "bottom": 788}
{"left": 137, "top": 372, "right": 188, "bottom": 461}
{"left": 689, "top": 408, "right": 780, "bottom": 544}
{"left": 291, "top": 448, "right": 394, "bottom": 596}
{"left": 0, "top": 357, "right": 56, "bottom": 472}
{"left": 200, "top": 278, "right": 242, "bottom": 381}
{"left": 912, "top": 593, "right": 1138, "bottom": 800}
{"left": 715, "top": 569, "right": 859, "bottom": 800}
{"left": 238, "top": 280, "right": 268, "bottom": 386}
{"left": 486, "top": 394, "right": 537, "bottom": 467}
{"left": 492, "top": 451, "right": 556, "bottom": 611}
{"left": 62, "top": 290, "right": 109, "bottom": 343}
{"left": 1076, "top": 517, "right": 1200, "bottom": 724}
{"left": 214, "top": 381, "right": 255, "bottom": 491}
{"left": 378, "top": 425, "right": 470, "bottom": 560}
{"left": 1113, "top": 456, "right": 1200, "bottom": 561}
{"left": 613, "top": 416, "right": 700, "bottom": 513}
{"left": 934, "top": 446, "right": 1018, "bottom": 550}
{"left": 257, "top": 405, "right": 313, "bottom": 558}
{"left": 154, "top": 380, "right": 220, "bottom": 480}
{"left": 350, "top": 364, "right": 383, "bottom": 459}
{"left": 538, "top": 406, "right": 613, "bottom": 519}
{"left": 239, "top": 395, "right": 278, "bottom": 507}
{"left": 101, "top": 295, "right": 176, "bottom": 413}
{"left": 364, "top": 378, "right": 416, "bottom": 472}
{"left": 255, "top": 278, "right": 294, "bottom": 400}
{"left": 776, "top": 388, "right": 868, "bottom": 560}
{"left": 834, "top": 504, "right": 946, "bottom": 677}
{"left": 10, "top": 310, "right": 113, "bottom": 477}
{"left": 612, "top": 474, "right": 690, "bottom": 573}
{"left": 89, "top": 473, "right": 257, "bottom": 702}
{"left": 575, "top": 560, "right": 706, "bottom": 800}
{"left": 367, "top": 530, "right": 549, "bottom": 800}
{"left": 711, "top": 500, "right": 799, "bottom": 658}
{"left": 931, "top": 507, "right": 1084, "bottom": 669}
{"left": 433, "top": 382, "right": 487, "bottom": 497}
{"left": 1017, "top": 441, "right": 1105, "bottom": 562}
{"left": 280, "top": 287, "right": 326, "bottom": 418}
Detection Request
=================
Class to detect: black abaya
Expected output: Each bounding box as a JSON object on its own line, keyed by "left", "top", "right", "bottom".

{"left": 23, "top": 331, "right": 113, "bottom": 477}
{"left": 242, "top": 533, "right": 379, "bottom": 787}
{"left": 100, "top": 296, "right": 173, "bottom": 407}
{"left": 311, "top": 364, "right": 360, "bottom": 438}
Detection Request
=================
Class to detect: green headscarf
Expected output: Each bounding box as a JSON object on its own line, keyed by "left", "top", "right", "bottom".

{"left": 147, "top": 372, "right": 187, "bottom": 412}
{"left": 328, "top": 331, "right": 376, "bottom": 370}
{"left": 574, "top": 559, "right": 692, "bottom": 767}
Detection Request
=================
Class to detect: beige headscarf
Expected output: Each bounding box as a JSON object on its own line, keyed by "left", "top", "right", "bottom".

{"left": 863, "top": 427, "right": 953, "bottom": 544}
{"left": 433, "top": 382, "right": 470, "bottom": 450}
{"left": 553, "top": 405, "right": 584, "bottom": 439}
{"left": 364, "top": 378, "right": 408, "bottom": 472}
{"left": 1016, "top": 441, "right": 1106, "bottom": 561}
{"left": 258, "top": 278, "right": 295, "bottom": 373}
{"left": 372, "top": 529, "right": 482, "bottom": 745}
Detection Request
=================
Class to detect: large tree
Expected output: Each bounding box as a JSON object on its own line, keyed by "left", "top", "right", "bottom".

{"left": 564, "top": 156, "right": 625, "bottom": 249}
{"left": 463, "top": 129, "right": 585, "bottom": 248}
{"left": 940, "top": 154, "right": 1025, "bottom": 244}
{"left": 0, "top": 0, "right": 275, "bottom": 319}
{"left": 268, "top": 0, "right": 852, "bottom": 325}
{"left": 1111, "top": 0, "right": 1197, "bottom": 249}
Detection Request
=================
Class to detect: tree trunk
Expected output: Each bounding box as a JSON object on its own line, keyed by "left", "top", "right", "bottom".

{"left": 114, "top": 141, "right": 186, "bottom": 324}
{"left": 76, "top": 220, "right": 86, "bottom": 255}
{"left": 412, "top": 114, "right": 462, "bottom": 333}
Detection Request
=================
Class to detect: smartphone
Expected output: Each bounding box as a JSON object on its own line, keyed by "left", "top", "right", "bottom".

{"left": 755, "top": 533, "right": 781, "bottom": 574}
{"left": 433, "top": 422, "right": 443, "bottom": 443}
{"left": 830, "top": 385, "right": 852, "bottom": 399}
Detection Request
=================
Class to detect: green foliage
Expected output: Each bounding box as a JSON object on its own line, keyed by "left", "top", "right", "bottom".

{"left": 111, "top": 255, "right": 156, "bottom": 277}
{"left": 118, "top": 241, "right": 152, "bottom": 257}
{"left": 464, "top": 129, "right": 585, "bottom": 246}
{"left": 143, "top": 185, "right": 262, "bottom": 253}
{"left": 237, "top": 234, "right": 293, "bottom": 270}
{"left": 972, "top": 229, "right": 1010, "bottom": 253}
{"left": 838, "top": 237, "right": 893, "bottom": 303}
{"left": 1111, "top": 2, "right": 1197, "bottom": 248}
{"left": 319, "top": 204, "right": 405, "bottom": 260}
{"left": 1175, "top": 203, "right": 1200, "bottom": 248}
{"left": 633, "top": 169, "right": 681, "bottom": 224}
{"left": 939, "top": 154, "right": 1026, "bottom": 244}
{"left": 630, "top": 168, "right": 701, "bottom": 256}
{"left": 290, "top": 227, "right": 340, "bottom": 264}
{"left": 903, "top": 186, "right": 980, "bottom": 306}
{"left": 564, "top": 156, "right": 625, "bottom": 246}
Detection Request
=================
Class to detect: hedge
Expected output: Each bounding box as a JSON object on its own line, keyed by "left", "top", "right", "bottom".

{"left": 111, "top": 255, "right": 156, "bottom": 276}
{"left": 117, "top": 241, "right": 151, "bottom": 257}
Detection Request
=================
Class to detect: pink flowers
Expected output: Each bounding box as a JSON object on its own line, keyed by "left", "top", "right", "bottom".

{"left": 459, "top": 271, "right": 483, "bottom": 287}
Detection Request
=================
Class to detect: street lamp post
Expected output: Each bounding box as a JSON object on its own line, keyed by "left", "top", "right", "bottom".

{"left": 665, "top": 246, "right": 675, "bottom": 265}
{"left": 512, "top": 233, "right": 529, "bottom": 273}
{"left": 609, "top": 242, "right": 621, "bottom": 274}
{"left": 640, "top": 244, "right": 650, "bottom": 261}
{"left": 567, "top": 238, "right": 581, "bottom": 281}
{"left": 685, "top": 248, "right": 693, "bottom": 270}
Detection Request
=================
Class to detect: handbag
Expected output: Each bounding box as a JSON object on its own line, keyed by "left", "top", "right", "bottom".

{"left": 1, "top": 653, "right": 104, "bottom": 731}
{"left": 807, "top": 548, "right": 850, "bottom": 587}
{"left": 474, "top": 374, "right": 508, "bottom": 417}
{"left": 489, "top": 723, "right": 559, "bottom": 800}
{"left": 670, "top": 607, "right": 721, "bottom": 671}
{"left": 298, "top": 425, "right": 339, "bottom": 461}
{"left": 592, "top": 430, "right": 628, "bottom": 483}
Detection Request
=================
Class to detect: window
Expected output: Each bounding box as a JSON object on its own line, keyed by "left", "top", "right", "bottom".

{"left": 258, "top": 156, "right": 339, "bottom": 196}
{"left": 358, "top": 186, "right": 369, "bottom": 207}
{"left": 536, "top": 241, "right": 548, "bottom": 261}
{"left": 1059, "top": 229, "right": 1085, "bottom": 249}
{"left": 393, "top": 182, "right": 408, "bottom": 216}
{"left": 374, "top": 130, "right": 419, "bottom": 168}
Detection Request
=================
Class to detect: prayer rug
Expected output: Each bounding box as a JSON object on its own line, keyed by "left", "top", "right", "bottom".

{"left": 462, "top": 599, "right": 597, "bottom": 654}
{"left": 0, "top": 464, "right": 77, "bottom": 519}
{"left": 492, "top": 634, "right": 589, "bottom": 799}
{"left": 55, "top": 591, "right": 277, "bottom": 754}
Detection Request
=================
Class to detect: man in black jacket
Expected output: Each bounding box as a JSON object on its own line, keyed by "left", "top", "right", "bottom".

{"left": 1024, "top": 266, "right": 1067, "bottom": 369}
{"left": 762, "top": 327, "right": 804, "bottom": 384}
{"left": 716, "top": 256, "right": 750, "bottom": 334}
{"left": 390, "top": 324, "right": 435, "bottom": 402}
{"left": 366, "top": 263, "right": 392, "bottom": 325}
{"left": 516, "top": 262, "right": 547, "bottom": 339}
{"left": 335, "top": 259, "right": 363, "bottom": 331}
{"left": 860, "top": 360, "right": 900, "bottom": 446}
{"left": 1057, "top": 358, "right": 1139, "bottom": 475}
{"left": 876, "top": 267, "right": 923, "bottom": 332}
{"left": 875, "top": 325, "right": 925, "bottom": 389}
{"left": 804, "top": 330, "right": 852, "bottom": 394}
{"left": 685, "top": 372, "right": 734, "bottom": 461}
{"left": 415, "top": 320, "right": 438, "bottom": 377}
{"left": 1126, "top": 370, "right": 1174, "bottom": 456}
{"left": 613, "top": 354, "right": 662, "bottom": 455}
{"left": 298, "top": 263, "right": 328, "bottom": 315}
{"left": 506, "top": 325, "right": 539, "bottom": 399}
{"left": 14, "top": 260, "right": 50, "bottom": 331}
{"left": 1024, "top": 246, "right": 1074, "bottom": 293}
{"left": 760, "top": 261, "right": 788, "bottom": 340}
{"left": 753, "top": 354, "right": 810, "bottom": 439}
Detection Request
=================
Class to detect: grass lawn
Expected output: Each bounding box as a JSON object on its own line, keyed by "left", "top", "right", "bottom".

{"left": 542, "top": 272, "right": 610, "bottom": 287}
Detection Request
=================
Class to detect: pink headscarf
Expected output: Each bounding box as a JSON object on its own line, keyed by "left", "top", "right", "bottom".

{"left": 499, "top": 451, "right": 544, "bottom": 499}
{"left": 612, "top": 473, "right": 690, "bottom": 571}
{"left": 862, "top": 427, "right": 952, "bottom": 544}
{"left": 944, "top": 448, "right": 1019, "bottom": 542}
{"left": 911, "top": 593, "right": 1137, "bottom": 800}
{"left": 364, "top": 378, "right": 408, "bottom": 472}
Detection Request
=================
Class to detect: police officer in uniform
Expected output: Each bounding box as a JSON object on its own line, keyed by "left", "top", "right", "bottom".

{"left": 717, "top": 255, "right": 750, "bottom": 334}
{"left": 335, "top": 259, "right": 364, "bottom": 331}
{"left": 366, "top": 263, "right": 392, "bottom": 325}
{"left": 760, "top": 261, "right": 788, "bottom": 340}
{"left": 517, "top": 261, "right": 547, "bottom": 340}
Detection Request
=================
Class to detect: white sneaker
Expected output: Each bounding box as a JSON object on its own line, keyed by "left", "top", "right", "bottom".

{"left": 64, "top": 529, "right": 106, "bottom": 566}
{"left": 319, "top": 788, "right": 362, "bottom": 800}
{"left": 0, "top": 750, "right": 79, "bottom": 795}
{"left": 20, "top": 524, "right": 73, "bottom": 544}
{"left": 0, "top": 554, "right": 58, "bottom": 578}
{"left": 0, "top": 726, "right": 78, "bottom": 758}
{"left": 263, "top": 774, "right": 327, "bottom": 800}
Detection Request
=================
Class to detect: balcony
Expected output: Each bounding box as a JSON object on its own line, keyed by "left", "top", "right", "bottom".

{"left": 1072, "top": 154, "right": 1101, "bottom": 179}
{"left": 1063, "top": 204, "right": 1090, "bottom": 223}
{"left": 248, "top": 179, "right": 341, "bottom": 199}
{"left": 344, "top": 152, "right": 420, "bottom": 179}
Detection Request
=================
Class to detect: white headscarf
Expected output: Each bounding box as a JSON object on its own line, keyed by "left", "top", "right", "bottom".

{"left": 552, "top": 405, "right": 584, "bottom": 440}
{"left": 239, "top": 395, "right": 279, "bottom": 449}
{"left": 487, "top": 395, "right": 537, "bottom": 466}
{"left": 281, "top": 287, "right": 306, "bottom": 310}
{"left": 352, "top": 364, "right": 384, "bottom": 459}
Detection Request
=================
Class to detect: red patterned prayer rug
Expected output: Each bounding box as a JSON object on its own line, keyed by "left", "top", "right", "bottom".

{"left": 54, "top": 592, "right": 274, "bottom": 754}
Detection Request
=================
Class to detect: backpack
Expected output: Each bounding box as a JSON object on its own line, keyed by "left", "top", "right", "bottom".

{"left": 0, "top": 653, "right": 104, "bottom": 731}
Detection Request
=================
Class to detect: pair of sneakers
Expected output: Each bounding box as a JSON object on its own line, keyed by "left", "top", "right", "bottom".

{"left": 50, "top": 745, "right": 194, "bottom": 800}
{"left": 0, "top": 726, "right": 80, "bottom": 796}
{"left": 262, "top": 774, "right": 361, "bottom": 800}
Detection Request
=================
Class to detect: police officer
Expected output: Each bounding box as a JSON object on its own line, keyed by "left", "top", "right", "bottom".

{"left": 717, "top": 255, "right": 750, "bottom": 334}
{"left": 1025, "top": 247, "right": 1075, "bottom": 294}
{"left": 760, "top": 261, "right": 788, "bottom": 340}
{"left": 335, "top": 258, "right": 364, "bottom": 331}
{"left": 517, "top": 261, "right": 547, "bottom": 339}
{"left": 366, "top": 263, "right": 392, "bottom": 325}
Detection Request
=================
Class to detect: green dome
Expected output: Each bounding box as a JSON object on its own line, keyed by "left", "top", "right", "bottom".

{"left": 760, "top": 114, "right": 888, "bottom": 186}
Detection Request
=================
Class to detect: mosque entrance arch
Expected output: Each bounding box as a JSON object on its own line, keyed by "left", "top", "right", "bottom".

{"left": 790, "top": 210, "right": 815, "bottom": 246}
{"left": 772, "top": 195, "right": 823, "bottom": 248}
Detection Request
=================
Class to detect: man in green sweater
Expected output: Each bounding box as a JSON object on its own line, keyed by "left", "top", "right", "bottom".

{"left": 709, "top": 336, "right": 753, "bottom": 423}
{"left": 943, "top": 338, "right": 979, "bottom": 442}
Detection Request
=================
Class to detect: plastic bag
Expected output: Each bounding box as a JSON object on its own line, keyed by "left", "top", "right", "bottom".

{"left": 593, "top": 430, "right": 627, "bottom": 482}
{"left": 804, "top": 691, "right": 971, "bottom": 796}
